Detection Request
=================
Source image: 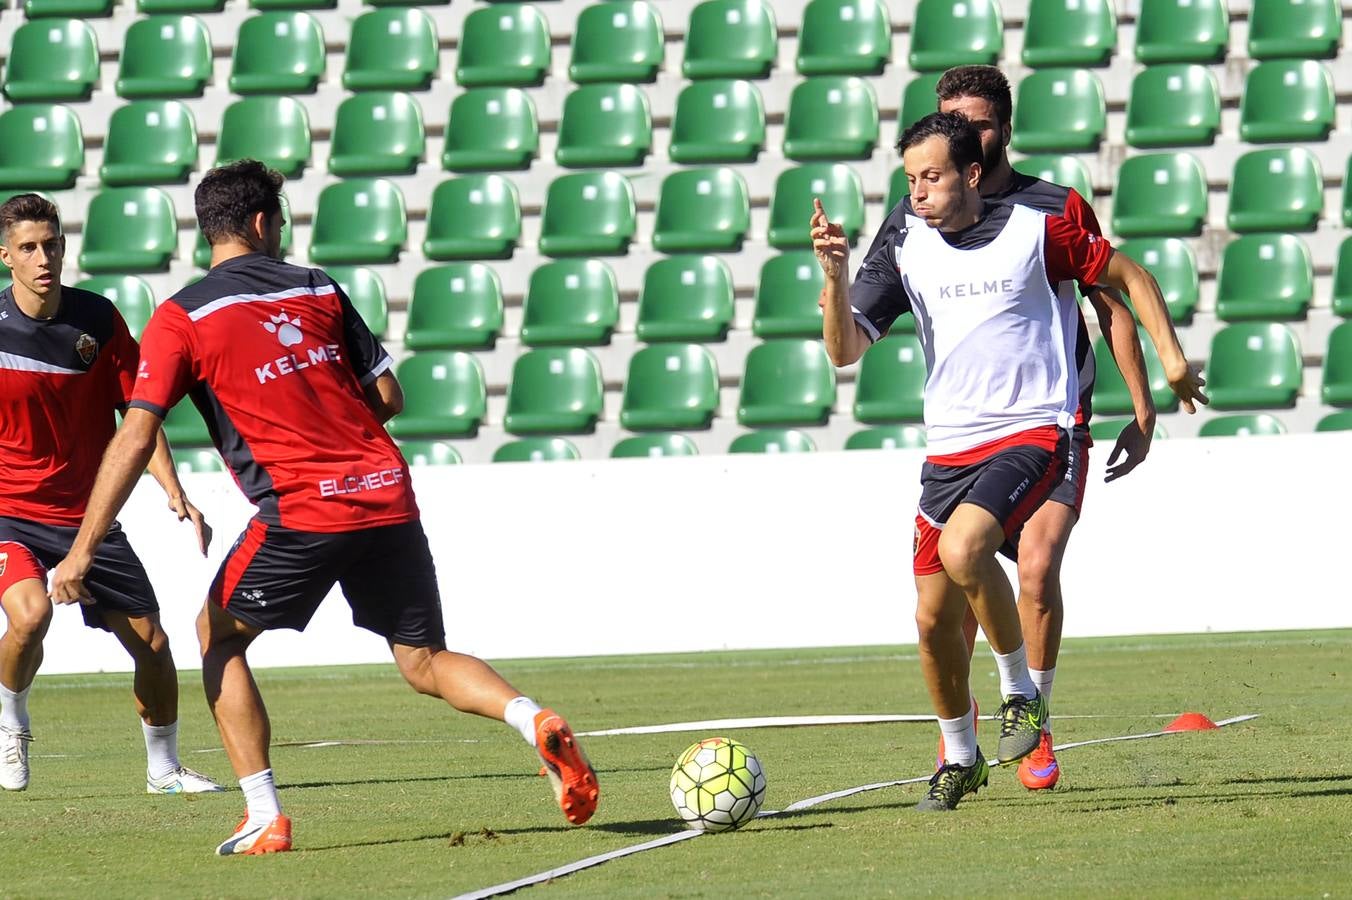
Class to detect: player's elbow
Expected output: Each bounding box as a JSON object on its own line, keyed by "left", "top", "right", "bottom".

{"left": 825, "top": 333, "right": 866, "bottom": 367}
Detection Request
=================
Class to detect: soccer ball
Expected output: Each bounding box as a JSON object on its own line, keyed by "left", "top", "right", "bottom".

{"left": 669, "top": 737, "right": 766, "bottom": 832}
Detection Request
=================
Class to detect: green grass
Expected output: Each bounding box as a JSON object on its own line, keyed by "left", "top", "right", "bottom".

{"left": 2, "top": 630, "right": 1350, "bottom": 898}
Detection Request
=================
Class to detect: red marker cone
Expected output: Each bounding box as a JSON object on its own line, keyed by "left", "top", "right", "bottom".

{"left": 1163, "top": 712, "right": 1220, "bottom": 732}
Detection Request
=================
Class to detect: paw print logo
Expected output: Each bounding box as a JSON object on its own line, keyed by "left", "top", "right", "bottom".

{"left": 262, "top": 312, "right": 304, "bottom": 348}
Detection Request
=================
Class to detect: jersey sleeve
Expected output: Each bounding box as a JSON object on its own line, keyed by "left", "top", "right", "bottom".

{"left": 128, "top": 304, "right": 198, "bottom": 419}
{"left": 106, "top": 308, "right": 141, "bottom": 408}
{"left": 1043, "top": 214, "right": 1113, "bottom": 288}
{"left": 333, "top": 279, "right": 392, "bottom": 386}
{"left": 849, "top": 227, "right": 912, "bottom": 342}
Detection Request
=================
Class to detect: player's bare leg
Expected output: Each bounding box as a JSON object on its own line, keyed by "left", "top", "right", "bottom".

{"left": 0, "top": 579, "right": 49, "bottom": 791}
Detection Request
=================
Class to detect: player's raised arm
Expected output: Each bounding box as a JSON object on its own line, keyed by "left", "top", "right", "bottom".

{"left": 812, "top": 198, "right": 871, "bottom": 366}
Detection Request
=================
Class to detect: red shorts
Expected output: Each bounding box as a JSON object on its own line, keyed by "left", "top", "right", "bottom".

{"left": 0, "top": 541, "right": 46, "bottom": 597}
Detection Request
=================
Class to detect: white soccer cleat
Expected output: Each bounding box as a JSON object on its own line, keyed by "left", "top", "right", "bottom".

{"left": 148, "top": 765, "right": 226, "bottom": 794}
{"left": 0, "top": 725, "right": 33, "bottom": 791}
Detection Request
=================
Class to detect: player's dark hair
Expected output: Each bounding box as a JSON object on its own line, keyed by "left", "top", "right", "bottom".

{"left": 935, "top": 65, "right": 1013, "bottom": 129}
{"left": 896, "top": 112, "right": 983, "bottom": 174}
{"left": 195, "top": 159, "right": 284, "bottom": 245}
{"left": 0, "top": 193, "right": 61, "bottom": 241}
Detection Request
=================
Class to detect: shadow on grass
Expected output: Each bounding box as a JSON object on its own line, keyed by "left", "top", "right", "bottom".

{"left": 977, "top": 782, "right": 1352, "bottom": 813}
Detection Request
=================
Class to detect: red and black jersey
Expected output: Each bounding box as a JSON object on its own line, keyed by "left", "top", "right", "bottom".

{"left": 0, "top": 285, "right": 140, "bottom": 526}
{"left": 130, "top": 253, "right": 417, "bottom": 533}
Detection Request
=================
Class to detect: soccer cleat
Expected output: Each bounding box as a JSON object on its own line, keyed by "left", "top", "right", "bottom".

{"left": 215, "top": 813, "right": 292, "bottom": 856}
{"left": 0, "top": 725, "right": 33, "bottom": 791}
{"left": 148, "top": 765, "right": 227, "bottom": 795}
{"left": 997, "top": 691, "right": 1049, "bottom": 763}
{"left": 1017, "top": 730, "right": 1060, "bottom": 790}
{"left": 915, "top": 752, "right": 990, "bottom": 812}
{"left": 534, "top": 709, "right": 599, "bottom": 825}
{"left": 935, "top": 699, "right": 979, "bottom": 772}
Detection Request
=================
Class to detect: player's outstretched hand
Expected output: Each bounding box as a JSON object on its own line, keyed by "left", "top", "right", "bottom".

{"left": 1104, "top": 413, "right": 1155, "bottom": 483}
{"left": 810, "top": 198, "right": 848, "bottom": 281}
{"left": 169, "top": 495, "right": 213, "bottom": 557}
{"left": 48, "top": 554, "right": 95, "bottom": 606}
{"left": 1167, "top": 360, "right": 1209, "bottom": 414}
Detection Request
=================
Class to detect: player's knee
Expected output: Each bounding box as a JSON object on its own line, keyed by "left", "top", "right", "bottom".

{"left": 936, "top": 528, "right": 986, "bottom": 586}
{"left": 395, "top": 651, "right": 437, "bottom": 696}
{"left": 1, "top": 585, "right": 53, "bottom": 644}
{"left": 915, "top": 597, "right": 963, "bottom": 640}
{"left": 1017, "top": 546, "right": 1059, "bottom": 610}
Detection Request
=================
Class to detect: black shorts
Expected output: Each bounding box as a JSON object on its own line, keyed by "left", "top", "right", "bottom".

{"left": 913, "top": 431, "right": 1070, "bottom": 576}
{"left": 0, "top": 516, "right": 158, "bottom": 631}
{"left": 1043, "top": 423, "right": 1091, "bottom": 515}
{"left": 210, "top": 518, "right": 446, "bottom": 647}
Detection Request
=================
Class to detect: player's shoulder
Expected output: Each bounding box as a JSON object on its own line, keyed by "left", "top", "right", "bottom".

{"left": 163, "top": 255, "right": 338, "bottom": 317}
{"left": 57, "top": 285, "right": 121, "bottom": 337}
{"left": 999, "top": 171, "right": 1075, "bottom": 217}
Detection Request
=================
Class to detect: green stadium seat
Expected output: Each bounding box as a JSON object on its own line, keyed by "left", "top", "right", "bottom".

{"left": 652, "top": 168, "right": 750, "bottom": 253}
{"left": 886, "top": 166, "right": 911, "bottom": 211}
{"left": 1125, "top": 64, "right": 1220, "bottom": 148}
{"left": 1346, "top": 156, "right": 1352, "bottom": 229}
{"left": 899, "top": 72, "right": 942, "bottom": 131}
{"left": 520, "top": 259, "right": 619, "bottom": 347}
{"left": 216, "top": 96, "right": 311, "bottom": 178}
{"left": 668, "top": 79, "right": 766, "bottom": 164}
{"left": 1011, "top": 68, "right": 1106, "bottom": 153}
{"left": 344, "top": 8, "right": 438, "bottom": 91}
{"left": 752, "top": 252, "right": 824, "bottom": 338}
{"left": 636, "top": 255, "right": 735, "bottom": 343}
{"left": 138, "top": 0, "right": 224, "bottom": 12}
{"left": 3, "top": 20, "right": 99, "bottom": 102}
{"left": 853, "top": 334, "right": 926, "bottom": 423}
{"left": 538, "top": 172, "right": 637, "bottom": 257}
{"left": 326, "top": 266, "right": 388, "bottom": 339}
{"left": 1316, "top": 411, "right": 1352, "bottom": 432}
{"left": 683, "top": 0, "right": 777, "bottom": 79}
{"left": 1089, "top": 417, "right": 1169, "bottom": 442}
{"left": 229, "top": 12, "right": 325, "bottom": 94}
{"left": 173, "top": 448, "right": 225, "bottom": 473}
{"left": 249, "top": 0, "right": 335, "bottom": 9}
{"left": 25, "top": 0, "right": 113, "bottom": 16}
{"left": 1091, "top": 327, "right": 1179, "bottom": 416}
{"left": 1239, "top": 60, "right": 1335, "bottom": 144}
{"left": 100, "top": 101, "right": 196, "bottom": 186}
{"left": 1116, "top": 238, "right": 1199, "bottom": 324}
{"left": 1012, "top": 155, "right": 1093, "bottom": 203}
{"left": 76, "top": 275, "right": 156, "bottom": 337}
{"left": 0, "top": 105, "right": 84, "bottom": 190}
{"left": 1198, "top": 414, "right": 1286, "bottom": 438}
{"left": 729, "top": 429, "right": 816, "bottom": 453}
{"left": 80, "top": 188, "right": 176, "bottom": 273}
{"left": 162, "top": 400, "right": 211, "bottom": 447}
{"left": 328, "top": 92, "right": 424, "bottom": 176}
{"left": 620, "top": 344, "right": 720, "bottom": 431}
{"left": 768, "top": 163, "right": 864, "bottom": 250}
{"left": 1022, "top": 0, "right": 1117, "bottom": 67}
{"left": 1206, "top": 323, "right": 1301, "bottom": 410}
{"left": 738, "top": 339, "right": 835, "bottom": 427}
{"left": 399, "top": 441, "right": 462, "bottom": 466}
{"left": 493, "top": 438, "right": 581, "bottom": 463}
{"left": 116, "top": 15, "right": 210, "bottom": 99}
{"left": 404, "top": 264, "right": 502, "bottom": 351}
{"left": 1227, "top": 148, "right": 1322, "bottom": 234}
{"left": 1112, "top": 152, "right": 1207, "bottom": 238}
{"left": 386, "top": 351, "right": 487, "bottom": 438}
{"left": 442, "top": 88, "right": 538, "bottom": 172}
{"left": 503, "top": 347, "right": 605, "bottom": 435}
{"left": 1215, "top": 234, "right": 1312, "bottom": 323}
{"left": 797, "top": 0, "right": 890, "bottom": 76}
{"left": 1334, "top": 237, "right": 1352, "bottom": 318}
{"left": 611, "top": 434, "right": 699, "bottom": 458}
{"left": 844, "top": 425, "right": 926, "bottom": 450}
{"left": 1134, "top": 0, "right": 1226, "bottom": 63}
{"left": 555, "top": 83, "right": 653, "bottom": 168}
{"left": 309, "top": 178, "right": 406, "bottom": 265}
{"left": 569, "top": 1, "right": 664, "bottom": 83}
{"left": 1321, "top": 323, "right": 1352, "bottom": 407}
{"left": 456, "top": 5, "right": 550, "bottom": 87}
{"left": 783, "top": 77, "right": 879, "bottom": 161}
{"left": 908, "top": 0, "right": 1003, "bottom": 71}
{"left": 422, "top": 174, "right": 520, "bottom": 261}
{"left": 1248, "top": 0, "right": 1341, "bottom": 59}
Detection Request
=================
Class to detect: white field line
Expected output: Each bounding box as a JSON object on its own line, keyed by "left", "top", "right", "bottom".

{"left": 450, "top": 714, "right": 1261, "bottom": 900}
{"left": 577, "top": 712, "right": 1185, "bottom": 737}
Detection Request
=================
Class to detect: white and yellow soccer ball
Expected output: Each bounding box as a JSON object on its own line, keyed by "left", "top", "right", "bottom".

{"left": 669, "top": 737, "right": 766, "bottom": 832}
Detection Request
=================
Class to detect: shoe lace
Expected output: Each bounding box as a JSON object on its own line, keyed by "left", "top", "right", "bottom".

{"left": 999, "top": 696, "right": 1033, "bottom": 738}
{"left": 1, "top": 728, "right": 33, "bottom": 765}
{"left": 924, "top": 763, "right": 967, "bottom": 804}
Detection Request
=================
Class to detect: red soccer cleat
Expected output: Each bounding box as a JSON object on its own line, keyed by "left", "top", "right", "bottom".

{"left": 215, "top": 813, "right": 293, "bottom": 856}
{"left": 534, "top": 709, "right": 599, "bottom": 825}
{"left": 1017, "top": 730, "right": 1060, "bottom": 790}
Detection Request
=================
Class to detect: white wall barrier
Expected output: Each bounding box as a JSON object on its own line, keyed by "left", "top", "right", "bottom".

{"left": 8, "top": 432, "right": 1351, "bottom": 675}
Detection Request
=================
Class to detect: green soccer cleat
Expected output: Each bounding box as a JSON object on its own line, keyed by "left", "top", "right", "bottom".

{"left": 915, "top": 752, "right": 990, "bottom": 812}
{"left": 997, "top": 691, "right": 1049, "bottom": 762}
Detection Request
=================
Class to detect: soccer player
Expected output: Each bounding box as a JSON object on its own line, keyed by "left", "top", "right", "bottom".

{"left": 813, "top": 112, "right": 1198, "bottom": 811}
{"left": 0, "top": 193, "right": 222, "bottom": 795}
{"left": 866, "top": 65, "right": 1207, "bottom": 790}
{"left": 49, "top": 160, "right": 599, "bottom": 855}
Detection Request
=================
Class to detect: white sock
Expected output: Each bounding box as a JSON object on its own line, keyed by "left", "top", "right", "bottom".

{"left": 503, "top": 696, "right": 543, "bottom": 748}
{"left": 992, "top": 644, "right": 1038, "bottom": 699}
{"left": 239, "top": 769, "right": 282, "bottom": 825}
{"left": 937, "top": 703, "right": 978, "bottom": 766}
{"left": 142, "top": 721, "right": 179, "bottom": 780}
{"left": 0, "top": 682, "right": 31, "bottom": 731}
{"left": 1030, "top": 666, "right": 1056, "bottom": 733}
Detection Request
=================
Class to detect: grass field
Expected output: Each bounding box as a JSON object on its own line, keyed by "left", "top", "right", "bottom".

{"left": 2, "top": 629, "right": 1350, "bottom": 898}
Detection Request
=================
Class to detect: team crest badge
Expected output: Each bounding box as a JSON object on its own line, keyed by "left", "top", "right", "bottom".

{"left": 75, "top": 333, "right": 98, "bottom": 366}
{"left": 0, "top": 552, "right": 7, "bottom": 578}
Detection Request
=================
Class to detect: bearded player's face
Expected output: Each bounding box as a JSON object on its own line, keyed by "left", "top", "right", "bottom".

{"left": 939, "top": 95, "right": 1008, "bottom": 176}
